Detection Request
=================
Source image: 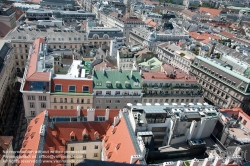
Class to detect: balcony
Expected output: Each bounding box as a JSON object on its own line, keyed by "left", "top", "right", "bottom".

{"left": 95, "top": 93, "right": 141, "bottom": 98}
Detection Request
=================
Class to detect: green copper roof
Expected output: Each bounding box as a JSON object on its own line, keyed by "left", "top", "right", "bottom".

{"left": 244, "top": 67, "right": 250, "bottom": 77}
{"left": 196, "top": 56, "right": 250, "bottom": 83}
{"left": 138, "top": 57, "right": 162, "bottom": 70}
{"left": 93, "top": 70, "right": 142, "bottom": 89}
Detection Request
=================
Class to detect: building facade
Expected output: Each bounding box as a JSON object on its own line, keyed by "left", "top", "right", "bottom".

{"left": 21, "top": 38, "right": 93, "bottom": 122}
{"left": 141, "top": 64, "right": 203, "bottom": 105}
{"left": 0, "top": 40, "right": 15, "bottom": 135}
{"left": 93, "top": 70, "right": 142, "bottom": 109}
{"left": 157, "top": 42, "right": 196, "bottom": 73}
{"left": 127, "top": 103, "right": 219, "bottom": 147}
{"left": 190, "top": 56, "right": 250, "bottom": 114}
{"left": 0, "top": 7, "right": 16, "bottom": 29}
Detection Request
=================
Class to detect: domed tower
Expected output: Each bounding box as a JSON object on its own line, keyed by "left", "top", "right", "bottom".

{"left": 147, "top": 31, "right": 157, "bottom": 41}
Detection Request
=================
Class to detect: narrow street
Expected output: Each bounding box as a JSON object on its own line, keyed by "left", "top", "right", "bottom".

{"left": 2, "top": 81, "right": 27, "bottom": 153}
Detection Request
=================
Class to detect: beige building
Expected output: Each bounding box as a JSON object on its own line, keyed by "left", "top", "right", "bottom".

{"left": 0, "top": 7, "right": 16, "bottom": 29}
{"left": 4, "top": 20, "right": 88, "bottom": 73}
{"left": 190, "top": 56, "right": 250, "bottom": 114}
{"left": 141, "top": 64, "right": 203, "bottom": 105}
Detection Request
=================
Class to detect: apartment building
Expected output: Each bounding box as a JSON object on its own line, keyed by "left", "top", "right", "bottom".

{"left": 141, "top": 64, "right": 202, "bottom": 105}
{"left": 21, "top": 38, "right": 93, "bottom": 122}
{"left": 40, "top": 0, "right": 76, "bottom": 10}
{"left": 109, "top": 37, "right": 125, "bottom": 57}
{"left": 138, "top": 57, "right": 162, "bottom": 72}
{"left": 26, "top": 9, "right": 96, "bottom": 21}
{"left": 87, "top": 27, "right": 124, "bottom": 46}
{"left": 93, "top": 70, "right": 142, "bottom": 109}
{"left": 18, "top": 108, "right": 147, "bottom": 165}
{"left": 99, "top": 12, "right": 145, "bottom": 42}
{"left": 0, "top": 40, "right": 15, "bottom": 134}
{"left": 129, "top": 27, "right": 189, "bottom": 52}
{"left": 190, "top": 56, "right": 250, "bottom": 114}
{"left": 127, "top": 103, "right": 219, "bottom": 147}
{"left": 117, "top": 46, "right": 138, "bottom": 71}
{"left": 0, "top": 7, "right": 16, "bottom": 29}
{"left": 157, "top": 42, "right": 196, "bottom": 73}
{"left": 4, "top": 21, "right": 88, "bottom": 74}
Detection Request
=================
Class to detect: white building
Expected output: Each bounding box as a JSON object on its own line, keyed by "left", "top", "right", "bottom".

{"left": 127, "top": 103, "right": 219, "bottom": 147}
{"left": 109, "top": 37, "right": 125, "bottom": 57}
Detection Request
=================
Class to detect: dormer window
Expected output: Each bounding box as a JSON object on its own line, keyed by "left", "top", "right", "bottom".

{"left": 106, "top": 81, "right": 111, "bottom": 87}
{"left": 116, "top": 81, "right": 121, "bottom": 88}
{"left": 125, "top": 81, "right": 131, "bottom": 88}
{"left": 83, "top": 134, "right": 88, "bottom": 141}
{"left": 70, "top": 135, "right": 75, "bottom": 140}
{"left": 69, "top": 85, "right": 76, "bottom": 93}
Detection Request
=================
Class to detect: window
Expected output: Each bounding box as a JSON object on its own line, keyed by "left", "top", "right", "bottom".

{"left": 243, "top": 120, "right": 247, "bottom": 126}
{"left": 83, "top": 154, "right": 86, "bottom": 158}
{"left": 154, "top": 99, "right": 158, "bottom": 103}
{"left": 94, "top": 153, "right": 98, "bottom": 157}
{"left": 106, "top": 100, "right": 111, "bottom": 103}
{"left": 31, "top": 111, "right": 35, "bottom": 116}
{"left": 70, "top": 147, "right": 74, "bottom": 151}
{"left": 82, "top": 86, "right": 89, "bottom": 93}
{"left": 96, "top": 91, "right": 102, "bottom": 95}
{"left": 95, "top": 145, "right": 98, "bottom": 149}
{"left": 54, "top": 98, "right": 57, "bottom": 103}
{"left": 65, "top": 98, "right": 67, "bottom": 103}
{"left": 71, "top": 98, "right": 73, "bottom": 103}
{"left": 41, "top": 103, "right": 46, "bottom": 108}
{"left": 28, "top": 95, "right": 35, "bottom": 100}
{"left": 115, "top": 100, "right": 120, "bottom": 103}
{"left": 71, "top": 163, "right": 75, "bottom": 166}
{"left": 70, "top": 155, "right": 74, "bottom": 159}
{"left": 115, "top": 91, "right": 120, "bottom": 95}
{"left": 69, "top": 85, "right": 76, "bottom": 92}
{"left": 186, "top": 99, "right": 189, "bottom": 102}
{"left": 81, "top": 99, "right": 84, "bottom": 103}
{"left": 30, "top": 103, "right": 35, "bottom": 108}
{"left": 55, "top": 85, "right": 62, "bottom": 92}
{"left": 54, "top": 106, "right": 57, "bottom": 109}
{"left": 60, "top": 98, "right": 63, "bottom": 103}
{"left": 165, "top": 99, "right": 168, "bottom": 103}
{"left": 106, "top": 91, "right": 111, "bottom": 95}
{"left": 83, "top": 146, "right": 86, "bottom": 150}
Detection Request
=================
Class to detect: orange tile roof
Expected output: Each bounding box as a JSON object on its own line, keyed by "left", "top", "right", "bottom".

{"left": 189, "top": 32, "right": 220, "bottom": 41}
{"left": 220, "top": 31, "right": 236, "bottom": 38}
{"left": 148, "top": 21, "right": 157, "bottom": 27}
{"left": 17, "top": 113, "right": 46, "bottom": 166}
{"left": 142, "top": 64, "right": 197, "bottom": 82}
{"left": 199, "top": 7, "right": 222, "bottom": 16}
{"left": 25, "top": 38, "right": 50, "bottom": 82}
{"left": 93, "top": 61, "right": 115, "bottom": 71}
{"left": 19, "top": 109, "right": 122, "bottom": 166}
{"left": 145, "top": 18, "right": 152, "bottom": 24}
{"left": 104, "top": 117, "right": 138, "bottom": 164}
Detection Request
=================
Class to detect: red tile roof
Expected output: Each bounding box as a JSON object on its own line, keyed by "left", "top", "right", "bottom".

{"left": 120, "top": 16, "right": 143, "bottom": 23}
{"left": 145, "top": 18, "right": 152, "bottom": 24}
{"left": 93, "top": 61, "right": 115, "bottom": 71}
{"left": 189, "top": 32, "right": 220, "bottom": 41}
{"left": 199, "top": 7, "right": 222, "bottom": 16}
{"left": 19, "top": 109, "right": 124, "bottom": 166}
{"left": 25, "top": 38, "right": 50, "bottom": 82}
{"left": 104, "top": 117, "right": 138, "bottom": 164}
{"left": 17, "top": 113, "right": 46, "bottom": 166}
{"left": 220, "top": 31, "right": 236, "bottom": 38}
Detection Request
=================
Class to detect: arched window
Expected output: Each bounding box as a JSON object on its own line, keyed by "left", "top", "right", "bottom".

{"left": 103, "top": 34, "right": 109, "bottom": 39}
{"left": 93, "top": 34, "right": 99, "bottom": 40}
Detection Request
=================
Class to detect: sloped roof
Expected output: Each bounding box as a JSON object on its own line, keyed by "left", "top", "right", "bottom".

{"left": 104, "top": 117, "right": 138, "bottom": 164}
{"left": 25, "top": 38, "right": 50, "bottom": 82}
{"left": 199, "top": 7, "right": 222, "bottom": 16}
{"left": 17, "top": 113, "right": 46, "bottom": 166}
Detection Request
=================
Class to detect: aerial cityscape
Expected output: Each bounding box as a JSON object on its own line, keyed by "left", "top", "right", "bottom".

{"left": 0, "top": 0, "right": 250, "bottom": 165}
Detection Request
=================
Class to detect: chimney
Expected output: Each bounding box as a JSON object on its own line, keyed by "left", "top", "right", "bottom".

{"left": 139, "top": 69, "right": 142, "bottom": 75}
{"left": 77, "top": 105, "right": 81, "bottom": 116}
{"left": 105, "top": 108, "right": 110, "bottom": 121}
{"left": 113, "top": 116, "right": 120, "bottom": 126}
{"left": 130, "top": 70, "right": 133, "bottom": 78}
{"left": 176, "top": 161, "right": 183, "bottom": 166}
{"left": 212, "top": 157, "right": 223, "bottom": 166}
{"left": 130, "top": 155, "right": 143, "bottom": 164}
{"left": 44, "top": 110, "right": 48, "bottom": 116}
{"left": 87, "top": 108, "right": 95, "bottom": 121}
{"left": 190, "top": 158, "right": 199, "bottom": 166}
{"left": 202, "top": 158, "right": 212, "bottom": 166}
